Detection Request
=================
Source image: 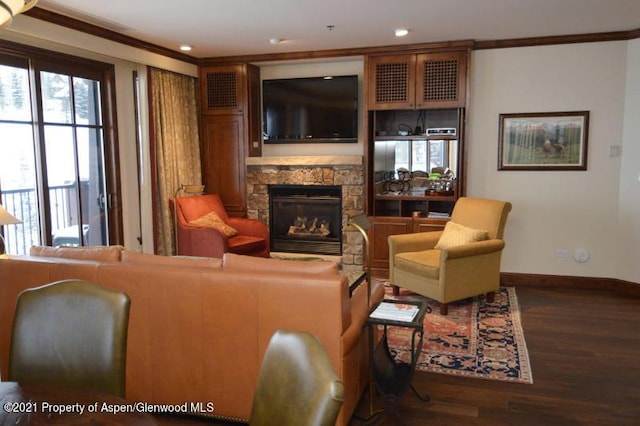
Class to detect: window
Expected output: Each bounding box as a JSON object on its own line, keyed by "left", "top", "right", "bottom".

{"left": 387, "top": 139, "right": 457, "bottom": 174}
{"left": 0, "top": 42, "right": 121, "bottom": 254}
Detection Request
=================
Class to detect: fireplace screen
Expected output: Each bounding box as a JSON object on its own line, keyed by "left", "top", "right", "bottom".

{"left": 269, "top": 185, "right": 342, "bottom": 256}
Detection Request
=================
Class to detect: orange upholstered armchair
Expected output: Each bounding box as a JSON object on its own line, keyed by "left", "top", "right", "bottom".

{"left": 171, "top": 194, "right": 270, "bottom": 258}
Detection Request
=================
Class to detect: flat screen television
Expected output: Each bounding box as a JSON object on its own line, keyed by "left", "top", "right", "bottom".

{"left": 262, "top": 75, "right": 358, "bottom": 144}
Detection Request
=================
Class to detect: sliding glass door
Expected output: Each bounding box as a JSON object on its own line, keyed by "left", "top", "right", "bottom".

{"left": 0, "top": 59, "right": 40, "bottom": 253}
{"left": 0, "top": 44, "right": 121, "bottom": 254}
{"left": 40, "top": 71, "right": 108, "bottom": 247}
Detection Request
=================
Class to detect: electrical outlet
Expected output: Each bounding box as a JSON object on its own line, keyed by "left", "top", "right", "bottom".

{"left": 556, "top": 249, "right": 569, "bottom": 258}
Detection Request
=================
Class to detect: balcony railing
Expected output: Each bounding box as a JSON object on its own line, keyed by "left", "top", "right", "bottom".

{"left": 1, "top": 183, "right": 80, "bottom": 255}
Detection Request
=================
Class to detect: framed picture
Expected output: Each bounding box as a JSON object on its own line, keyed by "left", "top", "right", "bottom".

{"left": 498, "top": 111, "right": 589, "bottom": 170}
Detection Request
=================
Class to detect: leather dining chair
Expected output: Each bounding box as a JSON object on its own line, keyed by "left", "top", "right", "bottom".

{"left": 8, "top": 279, "right": 131, "bottom": 397}
{"left": 249, "top": 329, "right": 344, "bottom": 426}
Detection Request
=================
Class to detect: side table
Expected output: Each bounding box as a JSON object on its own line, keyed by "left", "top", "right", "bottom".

{"left": 366, "top": 298, "right": 430, "bottom": 422}
{"left": 342, "top": 270, "right": 367, "bottom": 297}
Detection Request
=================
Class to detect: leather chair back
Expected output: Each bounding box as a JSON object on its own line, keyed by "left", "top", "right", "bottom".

{"left": 8, "top": 279, "right": 130, "bottom": 397}
{"left": 249, "top": 329, "right": 344, "bottom": 426}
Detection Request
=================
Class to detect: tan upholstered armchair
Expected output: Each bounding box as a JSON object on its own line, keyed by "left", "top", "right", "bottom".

{"left": 388, "top": 197, "right": 512, "bottom": 315}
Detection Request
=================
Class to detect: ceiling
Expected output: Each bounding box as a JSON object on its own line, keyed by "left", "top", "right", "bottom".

{"left": 34, "top": 0, "right": 640, "bottom": 59}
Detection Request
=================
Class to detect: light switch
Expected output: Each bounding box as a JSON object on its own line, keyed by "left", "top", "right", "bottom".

{"left": 608, "top": 144, "right": 621, "bottom": 157}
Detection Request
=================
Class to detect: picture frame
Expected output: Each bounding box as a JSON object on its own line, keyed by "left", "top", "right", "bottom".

{"left": 498, "top": 111, "right": 589, "bottom": 171}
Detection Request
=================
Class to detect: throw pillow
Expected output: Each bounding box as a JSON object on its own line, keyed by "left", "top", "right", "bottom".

{"left": 189, "top": 211, "right": 238, "bottom": 238}
{"left": 434, "top": 221, "right": 489, "bottom": 249}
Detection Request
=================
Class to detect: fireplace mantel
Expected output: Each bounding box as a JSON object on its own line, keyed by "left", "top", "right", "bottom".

{"left": 246, "top": 155, "right": 363, "bottom": 167}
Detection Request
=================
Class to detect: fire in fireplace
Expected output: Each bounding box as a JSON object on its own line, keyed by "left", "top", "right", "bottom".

{"left": 269, "top": 185, "right": 342, "bottom": 256}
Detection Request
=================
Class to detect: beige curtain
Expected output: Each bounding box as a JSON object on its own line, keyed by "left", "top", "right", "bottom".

{"left": 149, "top": 67, "right": 201, "bottom": 255}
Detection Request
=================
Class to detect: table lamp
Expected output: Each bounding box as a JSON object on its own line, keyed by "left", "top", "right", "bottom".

{"left": 173, "top": 184, "right": 205, "bottom": 255}
{"left": 0, "top": 204, "right": 22, "bottom": 255}
{"left": 347, "top": 213, "right": 372, "bottom": 306}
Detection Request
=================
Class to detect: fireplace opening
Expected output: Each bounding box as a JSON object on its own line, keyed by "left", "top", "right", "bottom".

{"left": 269, "top": 185, "right": 342, "bottom": 256}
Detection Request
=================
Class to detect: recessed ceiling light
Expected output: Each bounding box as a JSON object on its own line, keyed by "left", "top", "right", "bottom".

{"left": 394, "top": 28, "right": 410, "bottom": 37}
{"left": 179, "top": 45, "right": 192, "bottom": 52}
{"left": 269, "top": 38, "right": 284, "bottom": 45}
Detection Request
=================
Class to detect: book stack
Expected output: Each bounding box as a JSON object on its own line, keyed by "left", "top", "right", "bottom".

{"left": 427, "top": 211, "right": 450, "bottom": 219}
{"left": 370, "top": 302, "right": 419, "bottom": 322}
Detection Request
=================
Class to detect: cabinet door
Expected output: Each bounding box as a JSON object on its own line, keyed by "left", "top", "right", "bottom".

{"left": 201, "top": 115, "right": 246, "bottom": 216}
{"left": 413, "top": 218, "right": 447, "bottom": 233}
{"left": 200, "top": 65, "right": 246, "bottom": 115}
{"left": 415, "top": 51, "right": 467, "bottom": 109}
{"left": 369, "top": 217, "right": 414, "bottom": 277}
{"left": 367, "top": 55, "right": 416, "bottom": 110}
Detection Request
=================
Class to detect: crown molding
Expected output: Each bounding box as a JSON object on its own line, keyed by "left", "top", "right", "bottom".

{"left": 24, "top": 7, "right": 198, "bottom": 65}
{"left": 22, "top": 7, "right": 640, "bottom": 66}
{"left": 474, "top": 30, "right": 636, "bottom": 50}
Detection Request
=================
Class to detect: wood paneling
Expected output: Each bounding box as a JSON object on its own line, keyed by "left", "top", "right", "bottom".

{"left": 368, "top": 217, "right": 414, "bottom": 275}
{"left": 201, "top": 115, "right": 246, "bottom": 215}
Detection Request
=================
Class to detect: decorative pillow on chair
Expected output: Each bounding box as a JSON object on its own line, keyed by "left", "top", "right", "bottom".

{"left": 434, "top": 221, "right": 489, "bottom": 249}
{"left": 188, "top": 211, "right": 238, "bottom": 237}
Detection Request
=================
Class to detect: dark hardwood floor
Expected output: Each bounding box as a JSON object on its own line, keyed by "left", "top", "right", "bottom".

{"left": 155, "top": 285, "right": 640, "bottom": 425}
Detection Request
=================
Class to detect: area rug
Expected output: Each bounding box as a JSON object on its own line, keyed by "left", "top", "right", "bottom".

{"left": 379, "top": 285, "right": 533, "bottom": 384}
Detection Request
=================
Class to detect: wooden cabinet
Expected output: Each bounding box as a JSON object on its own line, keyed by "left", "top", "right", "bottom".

{"left": 201, "top": 115, "right": 246, "bottom": 216}
{"left": 369, "top": 216, "right": 446, "bottom": 277}
{"left": 199, "top": 63, "right": 261, "bottom": 216}
{"left": 369, "top": 107, "right": 464, "bottom": 218}
{"left": 365, "top": 49, "right": 469, "bottom": 277}
{"left": 367, "top": 51, "right": 467, "bottom": 110}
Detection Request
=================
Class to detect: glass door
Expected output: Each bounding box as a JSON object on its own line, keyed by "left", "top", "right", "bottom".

{"left": 0, "top": 48, "right": 118, "bottom": 254}
{"left": 0, "top": 61, "right": 40, "bottom": 253}
{"left": 40, "top": 71, "right": 108, "bottom": 246}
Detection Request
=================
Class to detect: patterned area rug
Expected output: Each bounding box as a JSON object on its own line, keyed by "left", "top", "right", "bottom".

{"left": 381, "top": 286, "right": 533, "bottom": 384}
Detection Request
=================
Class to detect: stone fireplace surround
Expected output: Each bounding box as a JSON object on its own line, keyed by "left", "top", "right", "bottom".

{"left": 246, "top": 155, "right": 365, "bottom": 273}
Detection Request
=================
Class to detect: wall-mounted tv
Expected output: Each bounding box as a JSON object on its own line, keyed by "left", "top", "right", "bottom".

{"left": 262, "top": 75, "right": 358, "bottom": 144}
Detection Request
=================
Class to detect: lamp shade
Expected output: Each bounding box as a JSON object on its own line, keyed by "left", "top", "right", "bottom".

{"left": 0, "top": 204, "right": 22, "bottom": 225}
{"left": 0, "top": 0, "right": 38, "bottom": 29}
{"left": 181, "top": 184, "right": 205, "bottom": 195}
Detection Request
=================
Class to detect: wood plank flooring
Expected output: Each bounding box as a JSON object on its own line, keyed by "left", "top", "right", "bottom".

{"left": 154, "top": 285, "right": 640, "bottom": 425}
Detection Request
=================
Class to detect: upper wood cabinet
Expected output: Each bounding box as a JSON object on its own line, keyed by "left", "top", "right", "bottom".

{"left": 367, "top": 50, "right": 468, "bottom": 110}
{"left": 199, "top": 63, "right": 261, "bottom": 216}
{"left": 201, "top": 64, "right": 247, "bottom": 115}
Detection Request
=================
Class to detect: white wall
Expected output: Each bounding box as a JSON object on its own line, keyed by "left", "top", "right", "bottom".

{"left": 618, "top": 39, "right": 640, "bottom": 283}
{"left": 259, "top": 59, "right": 365, "bottom": 157}
{"left": 468, "top": 42, "right": 635, "bottom": 281}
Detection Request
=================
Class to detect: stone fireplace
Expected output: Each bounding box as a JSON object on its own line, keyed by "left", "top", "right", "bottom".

{"left": 246, "top": 155, "right": 365, "bottom": 272}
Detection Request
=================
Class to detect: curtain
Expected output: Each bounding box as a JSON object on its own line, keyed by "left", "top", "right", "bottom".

{"left": 149, "top": 67, "right": 201, "bottom": 255}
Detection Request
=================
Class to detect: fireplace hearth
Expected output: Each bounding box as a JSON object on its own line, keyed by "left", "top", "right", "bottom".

{"left": 269, "top": 185, "right": 342, "bottom": 256}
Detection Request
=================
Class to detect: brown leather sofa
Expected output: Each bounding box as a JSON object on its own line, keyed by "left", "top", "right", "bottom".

{"left": 0, "top": 247, "right": 384, "bottom": 425}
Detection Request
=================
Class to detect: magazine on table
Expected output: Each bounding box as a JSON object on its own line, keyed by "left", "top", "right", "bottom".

{"left": 370, "top": 301, "right": 420, "bottom": 322}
